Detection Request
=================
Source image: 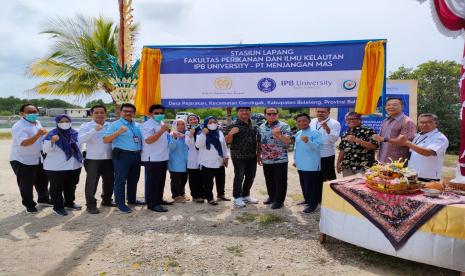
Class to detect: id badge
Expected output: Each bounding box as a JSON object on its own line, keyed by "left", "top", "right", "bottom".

{"left": 133, "top": 136, "right": 140, "bottom": 143}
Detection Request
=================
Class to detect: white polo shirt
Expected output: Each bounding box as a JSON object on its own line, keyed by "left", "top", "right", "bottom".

{"left": 43, "top": 140, "right": 83, "bottom": 171}
{"left": 309, "top": 117, "right": 341, "bottom": 157}
{"left": 407, "top": 129, "right": 448, "bottom": 180}
{"left": 10, "top": 118, "right": 44, "bottom": 165}
{"left": 141, "top": 119, "right": 169, "bottom": 162}
{"left": 185, "top": 132, "right": 200, "bottom": 169}
{"left": 78, "top": 120, "right": 112, "bottom": 160}
{"left": 195, "top": 132, "right": 229, "bottom": 169}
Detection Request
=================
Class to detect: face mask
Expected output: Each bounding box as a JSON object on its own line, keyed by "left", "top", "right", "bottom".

{"left": 207, "top": 123, "right": 218, "bottom": 131}
{"left": 153, "top": 114, "right": 165, "bottom": 122}
{"left": 25, "top": 113, "right": 39, "bottom": 122}
{"left": 58, "top": 122, "right": 71, "bottom": 130}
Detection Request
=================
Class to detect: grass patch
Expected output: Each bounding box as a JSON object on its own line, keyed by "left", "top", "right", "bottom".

{"left": 226, "top": 245, "right": 244, "bottom": 257}
{"left": 162, "top": 256, "right": 179, "bottom": 272}
{"left": 0, "top": 132, "right": 11, "bottom": 139}
{"left": 236, "top": 212, "right": 284, "bottom": 227}
{"left": 444, "top": 154, "right": 458, "bottom": 168}
{"left": 258, "top": 189, "right": 268, "bottom": 196}
{"left": 289, "top": 193, "right": 304, "bottom": 202}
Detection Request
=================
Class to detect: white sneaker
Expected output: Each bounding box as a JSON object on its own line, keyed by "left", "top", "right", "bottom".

{"left": 234, "top": 197, "right": 246, "bottom": 208}
{"left": 243, "top": 195, "right": 258, "bottom": 204}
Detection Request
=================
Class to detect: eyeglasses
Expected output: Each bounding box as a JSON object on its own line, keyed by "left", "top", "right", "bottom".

{"left": 266, "top": 113, "right": 278, "bottom": 116}
{"left": 152, "top": 112, "right": 164, "bottom": 115}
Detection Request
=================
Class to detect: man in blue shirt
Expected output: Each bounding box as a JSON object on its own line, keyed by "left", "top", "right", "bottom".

{"left": 103, "top": 103, "right": 144, "bottom": 213}
{"left": 293, "top": 113, "right": 323, "bottom": 213}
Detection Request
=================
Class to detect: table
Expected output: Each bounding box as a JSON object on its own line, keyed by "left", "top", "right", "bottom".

{"left": 319, "top": 177, "right": 465, "bottom": 273}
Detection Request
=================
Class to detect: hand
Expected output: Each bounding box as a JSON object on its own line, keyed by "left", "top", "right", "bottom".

{"left": 257, "top": 156, "right": 263, "bottom": 166}
{"left": 202, "top": 128, "right": 209, "bottom": 135}
{"left": 94, "top": 124, "right": 103, "bottom": 131}
{"left": 372, "top": 134, "right": 384, "bottom": 143}
{"left": 229, "top": 127, "right": 240, "bottom": 135}
{"left": 271, "top": 127, "right": 282, "bottom": 138}
{"left": 292, "top": 163, "right": 296, "bottom": 167}
{"left": 189, "top": 128, "right": 196, "bottom": 137}
{"left": 51, "top": 135, "right": 60, "bottom": 143}
{"left": 336, "top": 163, "right": 342, "bottom": 173}
{"left": 118, "top": 126, "right": 128, "bottom": 134}
{"left": 321, "top": 122, "right": 330, "bottom": 133}
{"left": 397, "top": 134, "right": 409, "bottom": 146}
{"left": 171, "top": 131, "right": 179, "bottom": 138}
{"left": 37, "top": 128, "right": 47, "bottom": 136}
{"left": 223, "top": 158, "right": 229, "bottom": 168}
{"left": 300, "top": 135, "right": 309, "bottom": 143}
{"left": 160, "top": 124, "right": 170, "bottom": 133}
{"left": 345, "top": 135, "right": 356, "bottom": 143}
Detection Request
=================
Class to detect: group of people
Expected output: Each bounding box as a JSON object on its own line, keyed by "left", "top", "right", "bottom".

{"left": 10, "top": 98, "right": 449, "bottom": 216}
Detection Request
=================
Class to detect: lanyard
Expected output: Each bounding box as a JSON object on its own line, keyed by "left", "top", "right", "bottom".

{"left": 316, "top": 119, "right": 329, "bottom": 131}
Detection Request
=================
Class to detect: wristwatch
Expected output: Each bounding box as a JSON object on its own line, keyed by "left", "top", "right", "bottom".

{"left": 383, "top": 137, "right": 389, "bottom": 142}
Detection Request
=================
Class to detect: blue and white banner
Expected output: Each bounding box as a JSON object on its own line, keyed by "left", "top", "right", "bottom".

{"left": 147, "top": 41, "right": 380, "bottom": 108}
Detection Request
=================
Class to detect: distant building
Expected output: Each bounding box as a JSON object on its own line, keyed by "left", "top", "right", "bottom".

{"left": 64, "top": 108, "right": 90, "bottom": 118}
{"left": 45, "top": 108, "right": 65, "bottom": 117}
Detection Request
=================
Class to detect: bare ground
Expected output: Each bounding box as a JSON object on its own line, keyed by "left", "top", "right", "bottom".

{"left": 0, "top": 140, "right": 458, "bottom": 275}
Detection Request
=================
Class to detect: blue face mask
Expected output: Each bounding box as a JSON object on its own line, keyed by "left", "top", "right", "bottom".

{"left": 25, "top": 113, "right": 39, "bottom": 122}
{"left": 153, "top": 114, "right": 165, "bottom": 122}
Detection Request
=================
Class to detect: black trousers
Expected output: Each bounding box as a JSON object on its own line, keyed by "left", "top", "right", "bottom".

{"left": 84, "top": 159, "right": 114, "bottom": 208}
{"left": 201, "top": 166, "right": 226, "bottom": 201}
{"left": 10, "top": 161, "right": 49, "bottom": 208}
{"left": 232, "top": 157, "right": 257, "bottom": 199}
{"left": 188, "top": 168, "right": 204, "bottom": 199}
{"left": 46, "top": 168, "right": 81, "bottom": 211}
{"left": 297, "top": 170, "right": 321, "bottom": 209}
{"left": 263, "top": 162, "right": 288, "bottom": 204}
{"left": 170, "top": 171, "right": 188, "bottom": 198}
{"left": 319, "top": 155, "right": 336, "bottom": 203}
{"left": 144, "top": 161, "right": 167, "bottom": 208}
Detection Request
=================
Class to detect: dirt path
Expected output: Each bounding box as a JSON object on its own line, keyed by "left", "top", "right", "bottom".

{"left": 0, "top": 140, "right": 456, "bottom": 275}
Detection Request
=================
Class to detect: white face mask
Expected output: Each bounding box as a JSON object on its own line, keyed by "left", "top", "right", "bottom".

{"left": 207, "top": 123, "right": 218, "bottom": 131}
{"left": 58, "top": 122, "right": 71, "bottom": 130}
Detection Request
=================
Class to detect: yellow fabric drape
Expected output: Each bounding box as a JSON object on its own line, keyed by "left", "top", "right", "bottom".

{"left": 355, "top": 41, "right": 385, "bottom": 115}
{"left": 134, "top": 48, "right": 162, "bottom": 115}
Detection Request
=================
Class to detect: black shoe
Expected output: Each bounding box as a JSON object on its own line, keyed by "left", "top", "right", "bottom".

{"left": 263, "top": 198, "right": 273, "bottom": 205}
{"left": 161, "top": 200, "right": 174, "bottom": 205}
{"left": 149, "top": 205, "right": 168, "bottom": 212}
{"left": 54, "top": 209, "right": 68, "bottom": 216}
{"left": 271, "top": 202, "right": 283, "bottom": 209}
{"left": 128, "top": 200, "right": 145, "bottom": 206}
{"left": 26, "top": 206, "right": 38, "bottom": 213}
{"left": 217, "top": 195, "right": 231, "bottom": 201}
{"left": 65, "top": 203, "right": 82, "bottom": 210}
{"left": 296, "top": 200, "right": 308, "bottom": 206}
{"left": 303, "top": 206, "right": 317, "bottom": 213}
{"left": 38, "top": 199, "right": 53, "bottom": 207}
{"left": 208, "top": 200, "right": 218, "bottom": 205}
{"left": 101, "top": 201, "right": 117, "bottom": 207}
{"left": 118, "top": 205, "right": 132, "bottom": 213}
{"left": 87, "top": 207, "right": 100, "bottom": 214}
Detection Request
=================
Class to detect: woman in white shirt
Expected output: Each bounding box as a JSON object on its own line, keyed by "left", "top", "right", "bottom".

{"left": 185, "top": 114, "right": 204, "bottom": 203}
{"left": 43, "top": 115, "right": 83, "bottom": 216}
{"left": 195, "top": 116, "right": 229, "bottom": 205}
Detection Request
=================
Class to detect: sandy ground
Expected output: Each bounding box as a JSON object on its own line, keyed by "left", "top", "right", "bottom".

{"left": 0, "top": 139, "right": 458, "bottom": 276}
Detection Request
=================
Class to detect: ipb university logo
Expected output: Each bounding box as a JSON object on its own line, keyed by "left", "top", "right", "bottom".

{"left": 342, "top": 80, "right": 357, "bottom": 91}
{"left": 257, "top": 77, "right": 276, "bottom": 93}
{"left": 214, "top": 77, "right": 232, "bottom": 90}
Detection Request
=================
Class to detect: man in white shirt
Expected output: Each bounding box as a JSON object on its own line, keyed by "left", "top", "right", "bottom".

{"left": 309, "top": 108, "right": 341, "bottom": 202}
{"left": 398, "top": 113, "right": 449, "bottom": 182}
{"left": 10, "top": 103, "right": 50, "bottom": 213}
{"left": 79, "top": 105, "right": 115, "bottom": 214}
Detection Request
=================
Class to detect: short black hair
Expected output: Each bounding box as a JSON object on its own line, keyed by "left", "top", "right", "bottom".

{"left": 148, "top": 104, "right": 165, "bottom": 113}
{"left": 236, "top": 107, "right": 251, "bottom": 111}
{"left": 263, "top": 107, "right": 279, "bottom": 114}
{"left": 120, "top": 103, "right": 136, "bottom": 112}
{"left": 385, "top": 97, "right": 404, "bottom": 106}
{"left": 295, "top": 113, "right": 310, "bottom": 121}
{"left": 20, "top": 103, "right": 38, "bottom": 113}
{"left": 90, "top": 105, "right": 107, "bottom": 113}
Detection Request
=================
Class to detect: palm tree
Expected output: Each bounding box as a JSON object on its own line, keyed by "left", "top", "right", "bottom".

{"left": 27, "top": 15, "right": 119, "bottom": 100}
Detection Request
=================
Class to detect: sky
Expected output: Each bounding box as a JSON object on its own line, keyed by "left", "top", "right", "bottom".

{"left": 0, "top": 0, "right": 463, "bottom": 106}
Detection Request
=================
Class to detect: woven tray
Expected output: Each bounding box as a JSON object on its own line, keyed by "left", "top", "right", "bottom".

{"left": 365, "top": 182, "right": 422, "bottom": 195}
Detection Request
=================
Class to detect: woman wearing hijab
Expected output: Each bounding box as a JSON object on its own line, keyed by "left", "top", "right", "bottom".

{"left": 168, "top": 119, "right": 189, "bottom": 203}
{"left": 195, "top": 116, "right": 229, "bottom": 205}
{"left": 185, "top": 114, "right": 204, "bottom": 203}
{"left": 43, "top": 115, "right": 83, "bottom": 216}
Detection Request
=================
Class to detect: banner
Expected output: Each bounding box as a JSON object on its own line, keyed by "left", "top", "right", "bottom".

{"left": 337, "top": 80, "right": 418, "bottom": 134}
{"left": 146, "top": 40, "right": 384, "bottom": 108}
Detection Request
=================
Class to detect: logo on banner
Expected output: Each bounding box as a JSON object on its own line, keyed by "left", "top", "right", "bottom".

{"left": 214, "top": 77, "right": 232, "bottom": 90}
{"left": 342, "top": 80, "right": 357, "bottom": 91}
{"left": 257, "top": 78, "right": 276, "bottom": 93}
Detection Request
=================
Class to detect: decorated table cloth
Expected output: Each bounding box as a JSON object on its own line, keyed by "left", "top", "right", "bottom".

{"left": 319, "top": 176, "right": 465, "bottom": 272}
